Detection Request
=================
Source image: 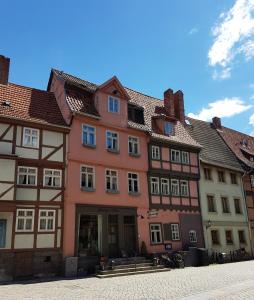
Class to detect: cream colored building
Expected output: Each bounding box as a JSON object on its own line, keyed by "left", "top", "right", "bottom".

{"left": 187, "top": 117, "right": 251, "bottom": 255}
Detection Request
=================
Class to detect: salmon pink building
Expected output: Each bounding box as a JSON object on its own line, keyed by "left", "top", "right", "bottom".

{"left": 48, "top": 70, "right": 204, "bottom": 271}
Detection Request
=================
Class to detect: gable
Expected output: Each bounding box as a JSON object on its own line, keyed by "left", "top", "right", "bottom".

{"left": 97, "top": 76, "right": 130, "bottom": 100}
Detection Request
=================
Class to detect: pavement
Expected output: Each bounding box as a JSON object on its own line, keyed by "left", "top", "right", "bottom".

{"left": 1, "top": 260, "right": 254, "bottom": 300}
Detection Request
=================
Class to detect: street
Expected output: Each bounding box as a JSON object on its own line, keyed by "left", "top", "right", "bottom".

{"left": 1, "top": 260, "right": 254, "bottom": 299}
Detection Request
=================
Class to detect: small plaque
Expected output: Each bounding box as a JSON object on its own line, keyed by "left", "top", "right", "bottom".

{"left": 165, "top": 243, "right": 172, "bottom": 251}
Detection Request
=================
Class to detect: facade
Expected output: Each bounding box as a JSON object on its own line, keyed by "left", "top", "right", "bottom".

{"left": 214, "top": 118, "right": 254, "bottom": 253}
{"left": 48, "top": 70, "right": 204, "bottom": 271}
{"left": 0, "top": 55, "right": 69, "bottom": 280}
{"left": 187, "top": 117, "right": 251, "bottom": 255}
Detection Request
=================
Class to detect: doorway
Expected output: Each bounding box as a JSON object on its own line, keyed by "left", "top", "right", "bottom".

{"left": 123, "top": 215, "right": 136, "bottom": 255}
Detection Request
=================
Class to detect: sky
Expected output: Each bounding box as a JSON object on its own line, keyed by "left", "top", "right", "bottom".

{"left": 1, "top": 0, "right": 254, "bottom": 134}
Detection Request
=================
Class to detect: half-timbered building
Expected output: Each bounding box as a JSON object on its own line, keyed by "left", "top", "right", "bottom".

{"left": 0, "top": 55, "right": 69, "bottom": 281}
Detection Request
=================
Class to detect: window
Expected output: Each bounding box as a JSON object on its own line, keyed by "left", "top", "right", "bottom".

{"left": 225, "top": 230, "right": 233, "bottom": 244}
{"left": 181, "top": 151, "right": 189, "bottom": 164}
{"left": 43, "top": 169, "right": 62, "bottom": 187}
{"left": 0, "top": 220, "right": 7, "bottom": 248}
{"left": 161, "top": 178, "right": 170, "bottom": 195}
{"left": 230, "top": 173, "right": 237, "bottom": 184}
{"left": 180, "top": 180, "right": 189, "bottom": 197}
{"left": 238, "top": 230, "right": 246, "bottom": 244}
{"left": 81, "top": 166, "right": 95, "bottom": 190}
{"left": 151, "top": 146, "right": 160, "bottom": 160}
{"left": 171, "top": 149, "right": 181, "bottom": 163}
{"left": 171, "top": 224, "right": 180, "bottom": 241}
{"left": 38, "top": 210, "right": 55, "bottom": 232}
{"left": 204, "top": 168, "right": 212, "bottom": 180}
{"left": 207, "top": 195, "right": 216, "bottom": 212}
{"left": 171, "top": 179, "right": 180, "bottom": 196}
{"left": 82, "top": 125, "right": 96, "bottom": 147}
{"left": 251, "top": 175, "right": 254, "bottom": 188}
{"left": 106, "top": 169, "right": 118, "bottom": 192}
{"left": 234, "top": 198, "right": 242, "bottom": 214}
{"left": 218, "top": 170, "right": 225, "bottom": 183}
{"left": 16, "top": 209, "right": 34, "bottom": 232}
{"left": 128, "top": 173, "right": 139, "bottom": 193}
{"left": 164, "top": 122, "right": 173, "bottom": 135}
{"left": 211, "top": 230, "right": 220, "bottom": 245}
{"left": 23, "top": 127, "right": 39, "bottom": 148}
{"left": 150, "top": 224, "right": 162, "bottom": 244}
{"left": 106, "top": 131, "right": 119, "bottom": 152}
{"left": 128, "top": 136, "right": 139, "bottom": 155}
{"left": 108, "top": 96, "right": 120, "bottom": 113}
{"left": 150, "top": 177, "right": 160, "bottom": 195}
{"left": 189, "top": 230, "right": 197, "bottom": 243}
{"left": 18, "top": 167, "right": 37, "bottom": 185}
{"left": 221, "top": 197, "right": 230, "bottom": 213}
{"left": 128, "top": 104, "right": 144, "bottom": 124}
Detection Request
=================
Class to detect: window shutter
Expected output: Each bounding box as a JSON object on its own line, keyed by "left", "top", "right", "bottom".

{"left": 163, "top": 223, "right": 172, "bottom": 241}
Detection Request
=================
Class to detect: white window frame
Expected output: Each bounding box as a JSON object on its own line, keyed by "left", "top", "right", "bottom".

{"left": 150, "top": 177, "right": 160, "bottom": 195}
{"left": 23, "top": 127, "right": 39, "bottom": 148}
{"left": 17, "top": 166, "right": 37, "bottom": 186}
{"left": 180, "top": 180, "right": 189, "bottom": 197}
{"left": 82, "top": 124, "right": 96, "bottom": 146}
{"left": 171, "top": 149, "right": 181, "bottom": 163}
{"left": 151, "top": 146, "right": 160, "bottom": 160}
{"left": 189, "top": 230, "right": 197, "bottom": 243}
{"left": 106, "top": 130, "right": 119, "bottom": 151}
{"left": 171, "top": 223, "right": 180, "bottom": 241}
{"left": 128, "top": 172, "right": 139, "bottom": 193}
{"left": 108, "top": 96, "right": 120, "bottom": 113}
{"left": 161, "top": 178, "right": 170, "bottom": 195}
{"left": 81, "top": 165, "right": 95, "bottom": 189}
{"left": 105, "top": 169, "right": 119, "bottom": 192}
{"left": 38, "top": 209, "right": 55, "bottom": 232}
{"left": 43, "top": 169, "right": 62, "bottom": 187}
{"left": 181, "top": 151, "right": 189, "bottom": 164}
{"left": 16, "top": 209, "right": 34, "bottom": 232}
{"left": 128, "top": 136, "right": 140, "bottom": 155}
{"left": 171, "top": 179, "right": 180, "bottom": 196}
{"left": 150, "top": 223, "right": 162, "bottom": 244}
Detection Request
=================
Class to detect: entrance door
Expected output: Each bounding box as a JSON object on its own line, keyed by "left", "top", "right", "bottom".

{"left": 123, "top": 216, "right": 136, "bottom": 255}
{"left": 78, "top": 215, "right": 102, "bottom": 256}
{"left": 108, "top": 215, "right": 119, "bottom": 257}
{"left": 0, "top": 219, "right": 6, "bottom": 248}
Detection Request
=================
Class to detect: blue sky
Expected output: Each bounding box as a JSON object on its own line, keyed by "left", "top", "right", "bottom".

{"left": 1, "top": 0, "right": 254, "bottom": 134}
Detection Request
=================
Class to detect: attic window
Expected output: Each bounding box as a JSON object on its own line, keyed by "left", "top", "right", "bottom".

{"left": 128, "top": 104, "right": 144, "bottom": 124}
{"left": 164, "top": 122, "right": 173, "bottom": 135}
{"left": 2, "top": 100, "right": 11, "bottom": 107}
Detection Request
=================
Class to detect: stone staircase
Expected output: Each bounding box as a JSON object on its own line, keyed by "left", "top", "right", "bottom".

{"left": 96, "top": 257, "right": 170, "bottom": 278}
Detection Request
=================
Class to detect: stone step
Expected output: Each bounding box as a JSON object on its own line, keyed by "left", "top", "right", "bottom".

{"left": 96, "top": 267, "right": 170, "bottom": 278}
{"left": 98, "top": 264, "right": 164, "bottom": 274}
{"left": 107, "top": 262, "right": 152, "bottom": 270}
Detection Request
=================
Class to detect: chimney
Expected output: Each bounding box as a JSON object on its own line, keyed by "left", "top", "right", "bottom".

{"left": 212, "top": 117, "right": 222, "bottom": 129}
{"left": 174, "top": 90, "right": 185, "bottom": 123}
{"left": 0, "top": 55, "right": 10, "bottom": 85}
{"left": 164, "top": 88, "right": 175, "bottom": 117}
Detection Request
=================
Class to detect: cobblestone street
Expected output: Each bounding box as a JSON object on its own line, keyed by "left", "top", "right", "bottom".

{"left": 1, "top": 260, "right": 254, "bottom": 299}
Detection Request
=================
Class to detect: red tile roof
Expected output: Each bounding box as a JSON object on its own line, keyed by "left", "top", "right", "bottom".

{"left": 0, "top": 83, "right": 67, "bottom": 127}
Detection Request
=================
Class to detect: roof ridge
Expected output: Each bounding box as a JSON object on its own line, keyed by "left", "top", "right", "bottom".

{"left": 8, "top": 82, "right": 55, "bottom": 96}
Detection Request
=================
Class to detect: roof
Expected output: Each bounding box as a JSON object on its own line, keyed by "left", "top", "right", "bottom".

{"left": 186, "top": 117, "right": 243, "bottom": 171}
{"left": 217, "top": 126, "right": 254, "bottom": 169}
{"left": 51, "top": 69, "right": 200, "bottom": 148}
{"left": 0, "top": 82, "right": 67, "bottom": 127}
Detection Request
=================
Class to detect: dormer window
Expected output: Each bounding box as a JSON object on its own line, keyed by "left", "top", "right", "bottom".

{"left": 128, "top": 104, "right": 144, "bottom": 124}
{"left": 164, "top": 122, "right": 173, "bottom": 135}
{"left": 108, "top": 96, "right": 120, "bottom": 113}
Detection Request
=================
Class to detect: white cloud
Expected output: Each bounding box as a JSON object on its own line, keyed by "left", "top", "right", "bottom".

{"left": 212, "top": 67, "right": 231, "bottom": 80}
{"left": 189, "top": 27, "right": 198, "bottom": 35}
{"left": 249, "top": 113, "right": 254, "bottom": 124}
{"left": 208, "top": 0, "right": 254, "bottom": 79}
{"left": 188, "top": 97, "right": 252, "bottom": 121}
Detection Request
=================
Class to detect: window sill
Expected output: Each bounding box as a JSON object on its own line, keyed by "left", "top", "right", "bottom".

{"left": 181, "top": 195, "right": 189, "bottom": 198}
{"left": 128, "top": 192, "right": 141, "bottom": 197}
{"left": 107, "top": 148, "right": 120, "bottom": 154}
{"left": 82, "top": 143, "right": 96, "bottom": 149}
{"left": 150, "top": 242, "right": 164, "bottom": 245}
{"left": 106, "top": 189, "right": 120, "bottom": 194}
{"left": 151, "top": 158, "right": 160, "bottom": 161}
{"left": 81, "top": 187, "right": 96, "bottom": 192}
{"left": 129, "top": 153, "right": 141, "bottom": 158}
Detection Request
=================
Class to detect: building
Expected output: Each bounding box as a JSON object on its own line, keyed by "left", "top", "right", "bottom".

{"left": 0, "top": 55, "right": 69, "bottom": 281}
{"left": 186, "top": 117, "right": 251, "bottom": 255}
{"left": 214, "top": 118, "right": 254, "bottom": 253}
{"left": 48, "top": 69, "right": 204, "bottom": 273}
